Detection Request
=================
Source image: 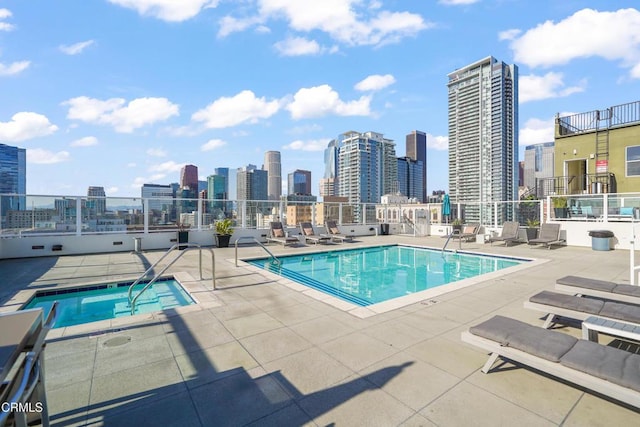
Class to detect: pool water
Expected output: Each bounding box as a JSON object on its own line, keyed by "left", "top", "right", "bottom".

{"left": 249, "top": 245, "right": 525, "bottom": 306}
{"left": 23, "top": 279, "right": 194, "bottom": 328}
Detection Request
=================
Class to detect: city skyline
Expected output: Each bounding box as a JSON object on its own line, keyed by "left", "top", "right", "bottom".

{"left": 1, "top": 1, "right": 639, "bottom": 197}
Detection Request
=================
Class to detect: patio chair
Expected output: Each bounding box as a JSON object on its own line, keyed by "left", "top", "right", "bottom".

{"left": 300, "top": 222, "right": 330, "bottom": 245}
{"left": 321, "top": 220, "right": 352, "bottom": 244}
{"left": 461, "top": 315, "right": 640, "bottom": 409}
{"left": 488, "top": 221, "right": 520, "bottom": 246}
{"left": 451, "top": 223, "right": 480, "bottom": 243}
{"left": 555, "top": 275, "right": 640, "bottom": 305}
{"left": 266, "top": 222, "right": 298, "bottom": 247}
{"left": 528, "top": 223, "right": 563, "bottom": 249}
{"left": 524, "top": 290, "right": 640, "bottom": 329}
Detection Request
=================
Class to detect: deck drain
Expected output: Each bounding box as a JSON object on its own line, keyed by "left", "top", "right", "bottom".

{"left": 103, "top": 336, "right": 132, "bottom": 347}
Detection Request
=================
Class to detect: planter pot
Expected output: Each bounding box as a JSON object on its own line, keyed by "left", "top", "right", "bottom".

{"left": 216, "top": 234, "right": 231, "bottom": 248}
{"left": 177, "top": 231, "right": 189, "bottom": 250}
{"left": 554, "top": 208, "right": 569, "bottom": 218}
{"left": 525, "top": 227, "right": 538, "bottom": 242}
{"left": 452, "top": 225, "right": 462, "bottom": 233}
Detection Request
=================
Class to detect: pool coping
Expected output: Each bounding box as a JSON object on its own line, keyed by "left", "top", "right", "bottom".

{"left": 238, "top": 243, "right": 550, "bottom": 319}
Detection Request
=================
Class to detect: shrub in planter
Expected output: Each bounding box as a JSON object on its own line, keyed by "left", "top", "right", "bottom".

{"left": 214, "top": 218, "right": 234, "bottom": 248}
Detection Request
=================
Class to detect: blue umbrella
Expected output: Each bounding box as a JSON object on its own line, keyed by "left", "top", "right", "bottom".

{"left": 442, "top": 194, "right": 451, "bottom": 223}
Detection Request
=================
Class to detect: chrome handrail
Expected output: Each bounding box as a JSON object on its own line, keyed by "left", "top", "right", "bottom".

{"left": 128, "top": 243, "right": 215, "bottom": 315}
{"left": 235, "top": 236, "right": 280, "bottom": 267}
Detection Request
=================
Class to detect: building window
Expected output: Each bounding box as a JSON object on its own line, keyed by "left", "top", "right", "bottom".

{"left": 627, "top": 146, "right": 640, "bottom": 176}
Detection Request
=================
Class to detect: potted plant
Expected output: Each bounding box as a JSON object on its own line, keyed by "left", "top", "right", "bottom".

{"left": 451, "top": 218, "right": 463, "bottom": 233}
{"left": 177, "top": 222, "right": 189, "bottom": 250}
{"left": 214, "top": 218, "right": 234, "bottom": 248}
{"left": 525, "top": 218, "right": 540, "bottom": 241}
{"left": 552, "top": 197, "right": 568, "bottom": 218}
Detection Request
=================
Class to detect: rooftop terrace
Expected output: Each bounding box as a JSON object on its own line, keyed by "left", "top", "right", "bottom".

{"left": 1, "top": 235, "right": 639, "bottom": 426}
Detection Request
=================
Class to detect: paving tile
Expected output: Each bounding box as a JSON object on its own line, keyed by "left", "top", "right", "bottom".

{"left": 239, "top": 327, "right": 312, "bottom": 365}
{"left": 562, "top": 393, "right": 640, "bottom": 426}
{"left": 399, "top": 413, "right": 438, "bottom": 426}
{"left": 47, "top": 380, "right": 91, "bottom": 427}
{"left": 265, "top": 302, "right": 325, "bottom": 325}
{"left": 319, "top": 331, "right": 398, "bottom": 372}
{"left": 406, "top": 335, "right": 489, "bottom": 379}
{"left": 361, "top": 319, "right": 431, "bottom": 350}
{"left": 46, "top": 349, "right": 96, "bottom": 390}
{"left": 221, "top": 312, "right": 284, "bottom": 339}
{"left": 244, "top": 403, "right": 314, "bottom": 427}
{"left": 289, "top": 316, "right": 356, "bottom": 345}
{"left": 93, "top": 334, "right": 173, "bottom": 377}
{"left": 165, "top": 319, "right": 235, "bottom": 356}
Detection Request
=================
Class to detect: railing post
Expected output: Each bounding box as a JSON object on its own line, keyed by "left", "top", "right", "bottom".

{"left": 338, "top": 203, "right": 343, "bottom": 225}
{"left": 76, "top": 197, "right": 82, "bottom": 236}
{"left": 603, "top": 194, "right": 609, "bottom": 222}
{"left": 197, "top": 198, "right": 203, "bottom": 231}
{"left": 143, "top": 198, "right": 149, "bottom": 234}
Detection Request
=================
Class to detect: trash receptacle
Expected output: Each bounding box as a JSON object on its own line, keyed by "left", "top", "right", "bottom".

{"left": 380, "top": 223, "right": 390, "bottom": 236}
{"left": 588, "top": 230, "right": 613, "bottom": 251}
{"left": 133, "top": 237, "right": 142, "bottom": 253}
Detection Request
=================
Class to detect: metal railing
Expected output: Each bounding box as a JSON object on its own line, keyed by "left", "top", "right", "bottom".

{"left": 235, "top": 236, "right": 280, "bottom": 267}
{"left": 127, "top": 243, "right": 215, "bottom": 315}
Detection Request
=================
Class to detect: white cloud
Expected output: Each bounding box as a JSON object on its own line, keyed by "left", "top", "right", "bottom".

{"left": 107, "top": 0, "right": 219, "bottom": 22}
{"left": 498, "top": 29, "right": 521, "bottom": 41}
{"left": 0, "top": 112, "right": 58, "bottom": 142}
{"left": 286, "top": 123, "right": 323, "bottom": 135}
{"left": 192, "top": 90, "right": 280, "bottom": 128}
{"left": 201, "top": 139, "right": 227, "bottom": 151}
{"left": 354, "top": 74, "right": 396, "bottom": 91}
{"left": 106, "top": 186, "right": 119, "bottom": 194}
{"left": 70, "top": 136, "right": 98, "bottom": 147}
{"left": 282, "top": 138, "right": 331, "bottom": 151}
{"left": 0, "top": 9, "right": 12, "bottom": 19}
{"left": 519, "top": 72, "right": 586, "bottom": 103}
{"left": 0, "top": 61, "right": 30, "bottom": 76}
{"left": 286, "top": 84, "right": 371, "bottom": 119}
{"left": 509, "top": 8, "right": 640, "bottom": 78}
{"left": 274, "top": 36, "right": 322, "bottom": 56}
{"left": 427, "top": 133, "right": 448, "bottom": 150}
{"left": 218, "top": 15, "right": 264, "bottom": 38}
{"left": 148, "top": 160, "right": 185, "bottom": 173}
{"left": 64, "top": 96, "right": 179, "bottom": 133}
{"left": 146, "top": 148, "right": 167, "bottom": 157}
{"left": 519, "top": 117, "right": 555, "bottom": 146}
{"left": 127, "top": 162, "right": 137, "bottom": 167}
{"left": 438, "top": 0, "right": 480, "bottom": 5}
{"left": 0, "top": 8, "right": 14, "bottom": 31}
{"left": 27, "top": 149, "right": 70, "bottom": 164}
{"left": 59, "top": 40, "right": 95, "bottom": 55}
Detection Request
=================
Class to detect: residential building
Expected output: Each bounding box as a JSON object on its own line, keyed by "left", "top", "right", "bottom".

{"left": 285, "top": 194, "right": 318, "bottom": 226}
{"left": 406, "top": 130, "right": 427, "bottom": 202}
{"left": 180, "top": 164, "right": 198, "bottom": 192}
{"left": 264, "top": 151, "right": 282, "bottom": 201}
{"left": 320, "top": 139, "right": 339, "bottom": 198}
{"left": 86, "top": 186, "right": 106, "bottom": 217}
{"left": 523, "top": 142, "right": 554, "bottom": 196}
{"left": 237, "top": 165, "right": 268, "bottom": 227}
{"left": 397, "top": 157, "right": 424, "bottom": 202}
{"left": 0, "top": 143, "right": 26, "bottom": 224}
{"left": 447, "top": 56, "right": 518, "bottom": 222}
{"left": 288, "top": 169, "right": 312, "bottom": 195}
{"left": 315, "top": 196, "right": 353, "bottom": 225}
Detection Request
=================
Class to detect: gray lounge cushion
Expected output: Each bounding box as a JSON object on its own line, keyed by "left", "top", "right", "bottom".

{"left": 599, "top": 301, "right": 640, "bottom": 324}
{"left": 560, "top": 340, "right": 640, "bottom": 392}
{"left": 557, "top": 275, "right": 617, "bottom": 292}
{"left": 469, "top": 315, "right": 577, "bottom": 362}
{"left": 613, "top": 284, "right": 640, "bottom": 298}
{"left": 530, "top": 291, "right": 604, "bottom": 314}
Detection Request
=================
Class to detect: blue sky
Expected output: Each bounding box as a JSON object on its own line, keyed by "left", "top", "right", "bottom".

{"left": 1, "top": 0, "right": 639, "bottom": 199}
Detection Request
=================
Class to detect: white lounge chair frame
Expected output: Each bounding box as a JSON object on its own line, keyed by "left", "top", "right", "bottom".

{"left": 321, "top": 220, "right": 351, "bottom": 244}
{"left": 528, "top": 223, "right": 563, "bottom": 249}
{"left": 523, "top": 297, "right": 638, "bottom": 329}
{"left": 555, "top": 277, "right": 640, "bottom": 305}
{"left": 266, "top": 222, "right": 298, "bottom": 247}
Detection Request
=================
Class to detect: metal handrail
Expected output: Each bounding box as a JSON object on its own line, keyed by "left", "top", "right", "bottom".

{"left": 128, "top": 243, "right": 215, "bottom": 315}
{"left": 235, "top": 236, "right": 280, "bottom": 267}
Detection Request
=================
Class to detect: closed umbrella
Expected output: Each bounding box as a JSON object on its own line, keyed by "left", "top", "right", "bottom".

{"left": 442, "top": 194, "right": 451, "bottom": 224}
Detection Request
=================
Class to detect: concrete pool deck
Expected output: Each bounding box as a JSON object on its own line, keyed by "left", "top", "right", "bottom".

{"left": 1, "top": 235, "right": 639, "bottom": 426}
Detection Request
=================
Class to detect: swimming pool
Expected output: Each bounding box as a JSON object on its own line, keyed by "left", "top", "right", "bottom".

{"left": 22, "top": 278, "right": 195, "bottom": 328}
{"left": 248, "top": 245, "right": 528, "bottom": 307}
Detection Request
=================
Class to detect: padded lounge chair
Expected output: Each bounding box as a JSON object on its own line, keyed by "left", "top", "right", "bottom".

{"left": 524, "top": 290, "right": 640, "bottom": 328}
{"left": 556, "top": 275, "right": 640, "bottom": 305}
{"left": 451, "top": 223, "right": 480, "bottom": 243}
{"left": 461, "top": 315, "right": 640, "bottom": 409}
{"left": 266, "top": 222, "right": 298, "bottom": 247}
{"left": 321, "top": 220, "right": 352, "bottom": 244}
{"left": 299, "top": 222, "right": 330, "bottom": 245}
{"left": 489, "top": 221, "right": 520, "bottom": 246}
{"left": 528, "top": 223, "right": 563, "bottom": 249}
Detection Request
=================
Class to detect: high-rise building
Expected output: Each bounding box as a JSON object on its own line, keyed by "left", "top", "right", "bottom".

{"left": 141, "top": 183, "right": 174, "bottom": 212}
{"left": 524, "top": 142, "right": 554, "bottom": 195}
{"left": 180, "top": 164, "right": 198, "bottom": 192}
{"left": 263, "top": 151, "right": 281, "bottom": 200}
{"left": 0, "top": 143, "right": 26, "bottom": 221}
{"left": 320, "top": 140, "right": 339, "bottom": 198}
{"left": 236, "top": 165, "right": 267, "bottom": 201}
{"left": 405, "top": 130, "right": 427, "bottom": 202}
{"left": 87, "top": 186, "right": 106, "bottom": 216}
{"left": 337, "top": 131, "right": 397, "bottom": 222}
{"left": 288, "top": 169, "right": 312, "bottom": 195}
{"left": 447, "top": 56, "right": 518, "bottom": 222}
{"left": 397, "top": 157, "right": 424, "bottom": 201}
{"left": 207, "top": 174, "right": 229, "bottom": 216}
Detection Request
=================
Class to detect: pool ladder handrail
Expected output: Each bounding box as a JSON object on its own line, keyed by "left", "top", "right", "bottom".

{"left": 442, "top": 230, "right": 462, "bottom": 254}
{"left": 235, "top": 236, "right": 280, "bottom": 267}
{"left": 127, "top": 243, "right": 215, "bottom": 315}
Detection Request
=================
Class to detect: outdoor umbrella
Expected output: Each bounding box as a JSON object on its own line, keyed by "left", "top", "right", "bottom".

{"left": 442, "top": 194, "right": 451, "bottom": 223}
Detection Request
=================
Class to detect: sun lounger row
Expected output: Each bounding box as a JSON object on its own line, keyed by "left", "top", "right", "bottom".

{"left": 266, "top": 221, "right": 353, "bottom": 247}
{"left": 461, "top": 315, "right": 640, "bottom": 409}
{"left": 556, "top": 275, "right": 640, "bottom": 304}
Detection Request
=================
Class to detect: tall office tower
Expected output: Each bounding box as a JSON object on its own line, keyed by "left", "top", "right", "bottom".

{"left": 524, "top": 142, "right": 554, "bottom": 196}
{"left": 320, "top": 140, "right": 339, "bottom": 198}
{"left": 397, "top": 157, "right": 424, "bottom": 201}
{"left": 236, "top": 165, "right": 267, "bottom": 201}
{"left": 406, "top": 130, "right": 427, "bottom": 202}
{"left": 180, "top": 164, "right": 198, "bottom": 192}
{"left": 337, "top": 131, "right": 397, "bottom": 222}
{"left": 0, "top": 143, "right": 26, "bottom": 220}
{"left": 207, "top": 174, "right": 228, "bottom": 216}
{"left": 87, "top": 186, "right": 106, "bottom": 216}
{"left": 263, "top": 151, "right": 281, "bottom": 200}
{"left": 448, "top": 56, "right": 518, "bottom": 222}
{"left": 288, "top": 169, "right": 312, "bottom": 195}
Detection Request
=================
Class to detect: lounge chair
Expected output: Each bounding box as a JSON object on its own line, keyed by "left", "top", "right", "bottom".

{"left": 524, "top": 290, "right": 640, "bottom": 328}
{"left": 461, "top": 315, "right": 640, "bottom": 409}
{"left": 266, "top": 222, "right": 298, "bottom": 247}
{"left": 321, "top": 220, "right": 352, "bottom": 244}
{"left": 489, "top": 221, "right": 520, "bottom": 246}
{"left": 299, "top": 222, "right": 330, "bottom": 245}
{"left": 528, "top": 223, "right": 563, "bottom": 249}
{"left": 556, "top": 275, "right": 640, "bottom": 305}
{"left": 451, "top": 223, "right": 480, "bottom": 243}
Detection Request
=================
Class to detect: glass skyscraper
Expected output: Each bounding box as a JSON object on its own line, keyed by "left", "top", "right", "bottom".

{"left": 288, "top": 169, "right": 311, "bottom": 195}
{"left": 405, "top": 130, "right": 427, "bottom": 202}
{"left": 0, "top": 143, "right": 26, "bottom": 223}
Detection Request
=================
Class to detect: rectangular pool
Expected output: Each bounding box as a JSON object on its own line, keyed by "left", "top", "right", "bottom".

{"left": 248, "top": 245, "right": 527, "bottom": 307}
{"left": 22, "top": 278, "right": 195, "bottom": 328}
